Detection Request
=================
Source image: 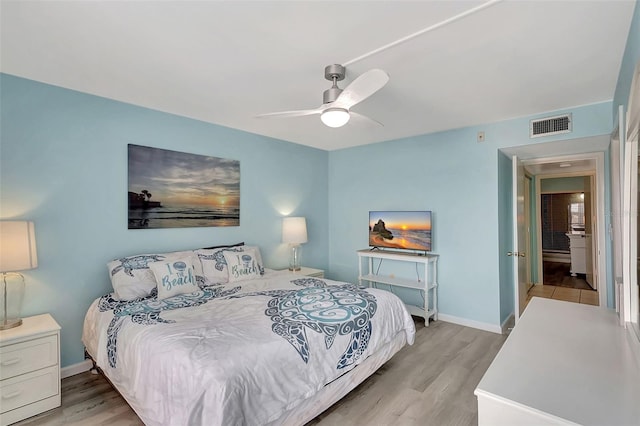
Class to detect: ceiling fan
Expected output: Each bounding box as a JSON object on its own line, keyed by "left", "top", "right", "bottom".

{"left": 256, "top": 64, "right": 389, "bottom": 128}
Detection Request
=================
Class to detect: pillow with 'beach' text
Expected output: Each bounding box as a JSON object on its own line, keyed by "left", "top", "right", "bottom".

{"left": 223, "top": 250, "right": 262, "bottom": 283}
{"left": 149, "top": 256, "right": 202, "bottom": 300}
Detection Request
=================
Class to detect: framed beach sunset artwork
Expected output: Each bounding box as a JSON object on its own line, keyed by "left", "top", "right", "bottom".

{"left": 127, "top": 144, "right": 240, "bottom": 229}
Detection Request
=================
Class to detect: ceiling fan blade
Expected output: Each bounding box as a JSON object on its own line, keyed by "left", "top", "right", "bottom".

{"left": 255, "top": 108, "right": 322, "bottom": 119}
{"left": 333, "top": 69, "right": 389, "bottom": 109}
{"left": 350, "top": 111, "right": 384, "bottom": 127}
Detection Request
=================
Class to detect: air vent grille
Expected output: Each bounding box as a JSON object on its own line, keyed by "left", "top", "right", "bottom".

{"left": 530, "top": 114, "right": 572, "bottom": 138}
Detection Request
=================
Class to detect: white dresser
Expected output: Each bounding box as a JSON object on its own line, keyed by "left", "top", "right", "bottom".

{"left": 0, "top": 314, "right": 61, "bottom": 425}
{"left": 475, "top": 298, "right": 640, "bottom": 425}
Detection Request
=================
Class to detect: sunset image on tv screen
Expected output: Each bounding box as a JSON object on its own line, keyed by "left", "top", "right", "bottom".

{"left": 369, "top": 211, "right": 432, "bottom": 251}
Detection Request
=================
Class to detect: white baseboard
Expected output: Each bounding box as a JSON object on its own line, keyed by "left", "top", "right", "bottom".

{"left": 437, "top": 313, "right": 502, "bottom": 334}
{"left": 61, "top": 359, "right": 93, "bottom": 379}
{"left": 501, "top": 313, "right": 515, "bottom": 335}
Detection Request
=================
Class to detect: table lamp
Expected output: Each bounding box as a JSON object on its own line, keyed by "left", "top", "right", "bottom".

{"left": 0, "top": 221, "right": 38, "bottom": 330}
{"left": 282, "top": 217, "right": 307, "bottom": 271}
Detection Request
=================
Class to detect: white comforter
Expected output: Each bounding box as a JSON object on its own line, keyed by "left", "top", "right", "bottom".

{"left": 83, "top": 271, "right": 415, "bottom": 426}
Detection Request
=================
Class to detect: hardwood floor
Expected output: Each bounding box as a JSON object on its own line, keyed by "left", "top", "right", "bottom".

{"left": 542, "top": 261, "right": 592, "bottom": 290}
{"left": 14, "top": 319, "right": 506, "bottom": 426}
{"left": 309, "top": 319, "right": 506, "bottom": 426}
{"left": 13, "top": 372, "right": 143, "bottom": 426}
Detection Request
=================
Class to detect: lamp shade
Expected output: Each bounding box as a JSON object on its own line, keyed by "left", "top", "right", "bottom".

{"left": 282, "top": 217, "right": 308, "bottom": 245}
{"left": 0, "top": 221, "right": 38, "bottom": 272}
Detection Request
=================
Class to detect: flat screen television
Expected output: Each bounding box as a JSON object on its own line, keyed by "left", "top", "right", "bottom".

{"left": 369, "top": 211, "right": 432, "bottom": 252}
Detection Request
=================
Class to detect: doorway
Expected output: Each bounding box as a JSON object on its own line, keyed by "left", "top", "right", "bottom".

{"left": 503, "top": 138, "right": 610, "bottom": 322}
{"left": 539, "top": 186, "right": 594, "bottom": 290}
{"left": 524, "top": 155, "right": 604, "bottom": 310}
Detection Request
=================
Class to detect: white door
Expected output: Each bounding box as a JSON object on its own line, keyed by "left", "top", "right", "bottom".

{"left": 513, "top": 155, "right": 528, "bottom": 320}
{"left": 611, "top": 107, "right": 625, "bottom": 297}
{"left": 524, "top": 174, "right": 533, "bottom": 293}
{"left": 584, "top": 175, "right": 595, "bottom": 288}
{"left": 622, "top": 134, "right": 638, "bottom": 325}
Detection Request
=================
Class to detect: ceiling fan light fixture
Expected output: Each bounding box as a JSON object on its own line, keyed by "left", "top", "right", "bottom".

{"left": 321, "top": 108, "right": 350, "bottom": 128}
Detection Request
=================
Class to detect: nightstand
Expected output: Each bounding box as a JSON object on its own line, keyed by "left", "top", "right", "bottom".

{"left": 0, "top": 314, "right": 61, "bottom": 426}
{"left": 289, "top": 267, "right": 324, "bottom": 278}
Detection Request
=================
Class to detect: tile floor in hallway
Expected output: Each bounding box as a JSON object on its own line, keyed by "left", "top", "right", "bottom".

{"left": 530, "top": 260, "right": 599, "bottom": 307}
{"left": 526, "top": 284, "right": 599, "bottom": 306}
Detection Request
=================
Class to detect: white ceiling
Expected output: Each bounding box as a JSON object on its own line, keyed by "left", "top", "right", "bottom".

{"left": 0, "top": 1, "right": 635, "bottom": 151}
{"left": 524, "top": 158, "right": 596, "bottom": 176}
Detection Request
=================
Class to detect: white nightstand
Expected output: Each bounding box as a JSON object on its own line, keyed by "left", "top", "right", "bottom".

{"left": 0, "top": 314, "right": 61, "bottom": 426}
{"left": 288, "top": 267, "right": 325, "bottom": 278}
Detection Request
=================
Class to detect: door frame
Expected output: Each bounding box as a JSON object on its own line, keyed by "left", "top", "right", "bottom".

{"left": 524, "top": 152, "right": 607, "bottom": 308}
{"left": 524, "top": 172, "right": 533, "bottom": 292}
{"left": 611, "top": 105, "right": 625, "bottom": 319}
{"left": 513, "top": 155, "right": 528, "bottom": 321}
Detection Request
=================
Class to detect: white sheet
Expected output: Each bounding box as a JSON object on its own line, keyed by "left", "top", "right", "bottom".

{"left": 83, "top": 271, "right": 415, "bottom": 425}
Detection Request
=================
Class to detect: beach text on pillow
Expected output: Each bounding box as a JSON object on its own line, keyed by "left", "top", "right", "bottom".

{"left": 223, "top": 250, "right": 262, "bottom": 282}
{"left": 150, "top": 256, "right": 202, "bottom": 299}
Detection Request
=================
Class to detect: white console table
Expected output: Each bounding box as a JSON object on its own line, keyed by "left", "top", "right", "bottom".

{"left": 357, "top": 249, "right": 438, "bottom": 324}
{"left": 475, "top": 298, "right": 640, "bottom": 425}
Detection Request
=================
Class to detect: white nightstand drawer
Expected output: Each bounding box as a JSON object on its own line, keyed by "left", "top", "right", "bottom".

{"left": 0, "top": 335, "right": 58, "bottom": 380}
{"left": 0, "top": 365, "right": 59, "bottom": 414}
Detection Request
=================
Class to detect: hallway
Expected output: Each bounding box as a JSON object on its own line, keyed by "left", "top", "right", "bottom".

{"left": 526, "top": 260, "right": 598, "bottom": 307}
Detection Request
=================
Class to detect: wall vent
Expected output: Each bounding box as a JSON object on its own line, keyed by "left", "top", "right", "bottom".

{"left": 530, "top": 114, "right": 572, "bottom": 138}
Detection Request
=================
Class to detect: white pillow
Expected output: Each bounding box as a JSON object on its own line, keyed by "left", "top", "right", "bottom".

{"left": 108, "top": 254, "right": 166, "bottom": 301}
{"left": 107, "top": 250, "right": 197, "bottom": 300}
{"left": 196, "top": 245, "right": 264, "bottom": 284}
{"left": 149, "top": 255, "right": 202, "bottom": 300}
{"left": 244, "top": 246, "right": 265, "bottom": 275}
{"left": 223, "top": 250, "right": 262, "bottom": 283}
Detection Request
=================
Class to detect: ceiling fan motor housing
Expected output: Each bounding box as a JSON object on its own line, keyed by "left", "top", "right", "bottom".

{"left": 323, "top": 64, "right": 346, "bottom": 104}
{"left": 323, "top": 86, "right": 343, "bottom": 104}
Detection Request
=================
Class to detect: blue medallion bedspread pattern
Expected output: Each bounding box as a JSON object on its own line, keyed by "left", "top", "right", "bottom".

{"left": 265, "top": 280, "right": 376, "bottom": 369}
{"left": 98, "top": 284, "right": 242, "bottom": 367}
{"left": 84, "top": 272, "right": 416, "bottom": 426}
{"left": 98, "top": 277, "right": 376, "bottom": 370}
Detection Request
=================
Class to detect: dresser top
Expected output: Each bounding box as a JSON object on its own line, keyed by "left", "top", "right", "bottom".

{"left": 476, "top": 298, "right": 640, "bottom": 425}
{"left": 0, "top": 313, "right": 60, "bottom": 344}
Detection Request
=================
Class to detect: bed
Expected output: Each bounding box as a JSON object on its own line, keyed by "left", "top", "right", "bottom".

{"left": 82, "top": 246, "right": 415, "bottom": 425}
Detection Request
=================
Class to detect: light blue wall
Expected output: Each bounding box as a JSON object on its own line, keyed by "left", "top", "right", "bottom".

{"left": 0, "top": 74, "right": 329, "bottom": 368}
{"left": 328, "top": 102, "right": 613, "bottom": 327}
{"left": 613, "top": 0, "right": 640, "bottom": 116}
{"left": 540, "top": 176, "right": 586, "bottom": 193}
{"left": 610, "top": 0, "right": 639, "bottom": 308}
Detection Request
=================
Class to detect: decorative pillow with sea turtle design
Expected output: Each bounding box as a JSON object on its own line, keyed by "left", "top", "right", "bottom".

{"left": 149, "top": 255, "right": 203, "bottom": 300}
{"left": 107, "top": 250, "right": 193, "bottom": 301}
